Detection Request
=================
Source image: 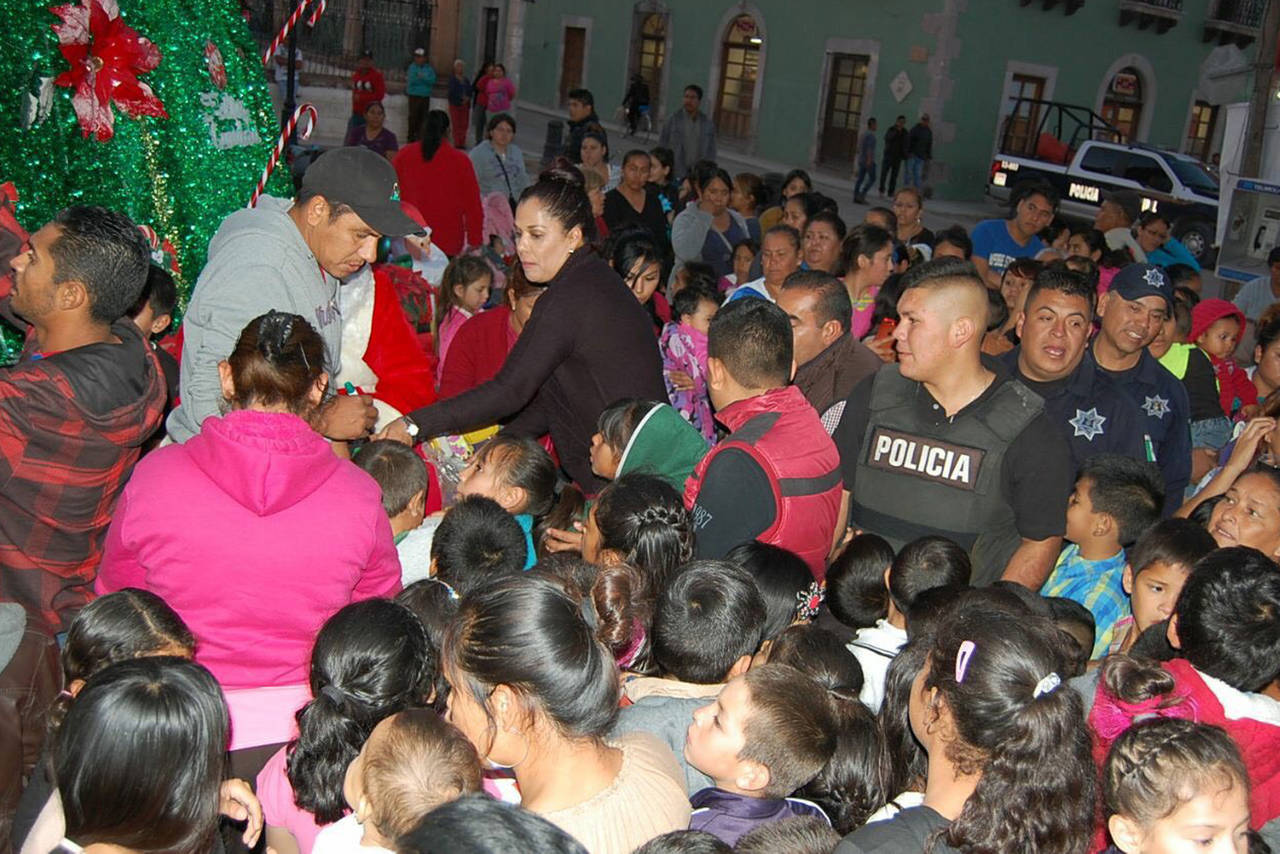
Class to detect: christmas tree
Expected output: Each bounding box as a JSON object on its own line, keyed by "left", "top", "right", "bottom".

{"left": 0, "top": 0, "right": 288, "bottom": 362}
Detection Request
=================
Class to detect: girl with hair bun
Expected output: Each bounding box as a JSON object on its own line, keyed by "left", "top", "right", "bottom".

{"left": 98, "top": 312, "right": 401, "bottom": 781}
{"left": 583, "top": 471, "right": 695, "bottom": 604}
{"left": 837, "top": 606, "right": 1094, "bottom": 853}
{"left": 443, "top": 574, "right": 689, "bottom": 853}
{"left": 258, "top": 598, "right": 433, "bottom": 854}
{"left": 389, "top": 166, "right": 668, "bottom": 492}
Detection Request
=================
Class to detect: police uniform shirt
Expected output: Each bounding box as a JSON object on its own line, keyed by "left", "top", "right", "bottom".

{"left": 1083, "top": 346, "right": 1191, "bottom": 514}
{"left": 833, "top": 360, "right": 1072, "bottom": 577}
{"left": 1001, "top": 347, "right": 1146, "bottom": 475}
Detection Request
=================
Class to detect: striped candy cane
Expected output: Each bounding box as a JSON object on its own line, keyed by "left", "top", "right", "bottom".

{"left": 262, "top": 0, "right": 325, "bottom": 68}
{"left": 249, "top": 102, "right": 316, "bottom": 208}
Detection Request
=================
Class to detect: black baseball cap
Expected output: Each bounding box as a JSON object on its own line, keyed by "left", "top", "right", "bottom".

{"left": 1110, "top": 262, "right": 1173, "bottom": 312}
{"left": 301, "top": 147, "right": 421, "bottom": 237}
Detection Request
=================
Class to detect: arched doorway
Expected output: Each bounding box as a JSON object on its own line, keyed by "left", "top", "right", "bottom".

{"left": 714, "top": 14, "right": 761, "bottom": 140}
{"left": 633, "top": 12, "right": 667, "bottom": 111}
{"left": 1101, "top": 67, "right": 1144, "bottom": 142}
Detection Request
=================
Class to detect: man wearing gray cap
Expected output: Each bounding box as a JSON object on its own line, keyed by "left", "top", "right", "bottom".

{"left": 167, "top": 146, "right": 422, "bottom": 443}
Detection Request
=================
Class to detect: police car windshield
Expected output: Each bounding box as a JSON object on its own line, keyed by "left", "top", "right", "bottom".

{"left": 1160, "top": 155, "right": 1218, "bottom": 195}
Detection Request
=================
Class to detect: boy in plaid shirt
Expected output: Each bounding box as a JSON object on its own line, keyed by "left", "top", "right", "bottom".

{"left": 1040, "top": 454, "right": 1164, "bottom": 658}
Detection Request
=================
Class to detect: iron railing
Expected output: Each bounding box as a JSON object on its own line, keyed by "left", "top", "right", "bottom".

{"left": 1208, "top": 0, "right": 1266, "bottom": 26}
{"left": 246, "top": 0, "right": 435, "bottom": 85}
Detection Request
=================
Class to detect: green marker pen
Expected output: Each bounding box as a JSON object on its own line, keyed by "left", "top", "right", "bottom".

{"left": 343, "top": 382, "right": 357, "bottom": 395}
{"left": 1143, "top": 433, "right": 1156, "bottom": 462}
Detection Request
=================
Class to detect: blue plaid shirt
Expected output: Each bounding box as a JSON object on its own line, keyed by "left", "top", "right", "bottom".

{"left": 1040, "top": 542, "right": 1128, "bottom": 659}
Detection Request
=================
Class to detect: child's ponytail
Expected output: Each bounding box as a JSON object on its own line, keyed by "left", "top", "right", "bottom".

{"left": 286, "top": 599, "right": 431, "bottom": 823}
{"left": 927, "top": 608, "right": 1095, "bottom": 854}
{"left": 769, "top": 625, "right": 886, "bottom": 832}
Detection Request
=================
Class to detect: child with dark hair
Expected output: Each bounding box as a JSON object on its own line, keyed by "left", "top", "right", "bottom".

{"left": 612, "top": 560, "right": 767, "bottom": 795}
{"left": 867, "top": 639, "right": 928, "bottom": 824}
{"left": 354, "top": 440, "right": 433, "bottom": 583}
{"left": 1045, "top": 596, "right": 1095, "bottom": 678}
{"left": 735, "top": 816, "right": 841, "bottom": 854}
{"left": 1041, "top": 455, "right": 1165, "bottom": 658}
{"left": 838, "top": 606, "right": 1094, "bottom": 854}
{"left": 395, "top": 579, "right": 459, "bottom": 709}
{"left": 683, "top": 664, "right": 837, "bottom": 845}
{"left": 818, "top": 533, "right": 895, "bottom": 643}
{"left": 587, "top": 398, "right": 709, "bottom": 490}
{"left": 661, "top": 285, "right": 720, "bottom": 443}
{"left": 127, "top": 262, "right": 180, "bottom": 404}
{"left": 397, "top": 795, "right": 591, "bottom": 854}
{"left": 1103, "top": 718, "right": 1251, "bottom": 854}
{"left": 768, "top": 625, "right": 886, "bottom": 833}
{"left": 633, "top": 829, "right": 730, "bottom": 854}
{"left": 258, "top": 599, "right": 433, "bottom": 854}
{"left": 430, "top": 495, "right": 529, "bottom": 598}
{"left": 685, "top": 298, "right": 843, "bottom": 576}
{"left": 724, "top": 540, "right": 817, "bottom": 649}
{"left": 1084, "top": 548, "right": 1280, "bottom": 835}
{"left": 584, "top": 471, "right": 695, "bottom": 600}
{"left": 311, "top": 709, "right": 481, "bottom": 853}
{"left": 1106, "top": 517, "right": 1217, "bottom": 658}
{"left": 849, "top": 535, "right": 971, "bottom": 712}
{"left": 436, "top": 255, "right": 493, "bottom": 381}
{"left": 457, "top": 434, "right": 584, "bottom": 565}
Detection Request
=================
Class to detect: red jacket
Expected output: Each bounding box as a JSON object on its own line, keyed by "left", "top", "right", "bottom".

{"left": 393, "top": 141, "right": 483, "bottom": 256}
{"left": 439, "top": 304, "right": 517, "bottom": 400}
{"left": 352, "top": 67, "right": 386, "bottom": 115}
{"left": 684, "top": 386, "right": 842, "bottom": 578}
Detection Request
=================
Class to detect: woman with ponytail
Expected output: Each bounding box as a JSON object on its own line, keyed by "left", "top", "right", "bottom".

{"left": 257, "top": 599, "right": 432, "bottom": 854}
{"left": 383, "top": 162, "right": 667, "bottom": 492}
{"left": 393, "top": 108, "right": 483, "bottom": 255}
{"left": 836, "top": 606, "right": 1094, "bottom": 854}
{"left": 98, "top": 312, "right": 400, "bottom": 780}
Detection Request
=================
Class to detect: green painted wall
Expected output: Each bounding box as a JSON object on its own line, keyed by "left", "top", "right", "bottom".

{"left": 466, "top": 0, "right": 1256, "bottom": 200}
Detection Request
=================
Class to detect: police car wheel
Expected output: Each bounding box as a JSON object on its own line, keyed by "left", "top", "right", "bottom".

{"left": 1175, "top": 221, "right": 1211, "bottom": 263}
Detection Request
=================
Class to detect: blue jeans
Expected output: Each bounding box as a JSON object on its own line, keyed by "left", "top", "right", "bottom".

{"left": 905, "top": 156, "right": 925, "bottom": 188}
{"left": 854, "top": 163, "right": 877, "bottom": 199}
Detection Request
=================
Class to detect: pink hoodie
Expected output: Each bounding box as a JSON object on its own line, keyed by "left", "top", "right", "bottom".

{"left": 97, "top": 409, "right": 401, "bottom": 748}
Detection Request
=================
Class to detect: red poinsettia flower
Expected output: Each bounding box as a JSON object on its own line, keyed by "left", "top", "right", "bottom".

{"left": 51, "top": 0, "right": 167, "bottom": 141}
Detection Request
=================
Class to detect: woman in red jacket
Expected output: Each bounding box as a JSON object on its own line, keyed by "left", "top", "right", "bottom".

{"left": 393, "top": 110, "right": 483, "bottom": 256}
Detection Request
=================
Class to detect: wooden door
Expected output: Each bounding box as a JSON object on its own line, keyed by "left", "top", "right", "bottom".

{"left": 714, "top": 15, "right": 761, "bottom": 140}
{"left": 1004, "top": 74, "right": 1045, "bottom": 156}
{"left": 559, "top": 27, "right": 586, "bottom": 107}
{"left": 818, "top": 53, "right": 869, "bottom": 165}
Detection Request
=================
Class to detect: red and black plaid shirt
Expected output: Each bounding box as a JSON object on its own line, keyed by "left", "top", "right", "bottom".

{"left": 0, "top": 319, "right": 166, "bottom": 633}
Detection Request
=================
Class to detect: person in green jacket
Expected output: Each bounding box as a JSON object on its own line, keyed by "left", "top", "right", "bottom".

{"left": 406, "top": 49, "right": 437, "bottom": 143}
{"left": 590, "top": 399, "right": 709, "bottom": 490}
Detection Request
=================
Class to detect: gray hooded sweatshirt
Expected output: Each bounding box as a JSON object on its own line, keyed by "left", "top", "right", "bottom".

{"left": 167, "top": 196, "right": 344, "bottom": 442}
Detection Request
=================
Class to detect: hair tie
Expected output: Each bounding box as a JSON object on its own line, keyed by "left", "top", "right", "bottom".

{"left": 616, "top": 620, "right": 647, "bottom": 671}
{"left": 795, "top": 581, "right": 824, "bottom": 621}
{"left": 320, "top": 684, "right": 346, "bottom": 705}
{"left": 1033, "top": 672, "right": 1061, "bottom": 699}
{"left": 955, "top": 640, "right": 976, "bottom": 684}
{"left": 430, "top": 577, "right": 460, "bottom": 601}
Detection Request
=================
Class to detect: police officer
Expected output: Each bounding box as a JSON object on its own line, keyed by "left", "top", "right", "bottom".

{"left": 1002, "top": 266, "right": 1146, "bottom": 473}
{"left": 1083, "top": 263, "right": 1189, "bottom": 513}
{"left": 832, "top": 258, "right": 1072, "bottom": 587}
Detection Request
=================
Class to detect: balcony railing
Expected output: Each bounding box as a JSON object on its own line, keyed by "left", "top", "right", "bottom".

{"left": 1118, "top": 0, "right": 1183, "bottom": 33}
{"left": 1204, "top": 0, "right": 1265, "bottom": 45}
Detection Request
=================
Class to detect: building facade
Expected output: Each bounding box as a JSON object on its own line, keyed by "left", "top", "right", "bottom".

{"left": 462, "top": 0, "right": 1264, "bottom": 200}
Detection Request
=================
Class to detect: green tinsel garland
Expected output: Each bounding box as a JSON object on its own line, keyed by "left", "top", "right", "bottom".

{"left": 0, "top": 0, "right": 289, "bottom": 363}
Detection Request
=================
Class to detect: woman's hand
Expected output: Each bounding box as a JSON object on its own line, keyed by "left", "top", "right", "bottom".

{"left": 1227, "top": 417, "right": 1276, "bottom": 473}
{"left": 666, "top": 369, "right": 695, "bottom": 392}
{"left": 374, "top": 417, "right": 414, "bottom": 445}
{"left": 219, "top": 779, "right": 264, "bottom": 847}
{"left": 314, "top": 394, "right": 377, "bottom": 440}
{"left": 543, "top": 522, "right": 585, "bottom": 554}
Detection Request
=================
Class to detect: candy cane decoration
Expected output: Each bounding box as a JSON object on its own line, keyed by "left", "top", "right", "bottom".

{"left": 249, "top": 102, "right": 316, "bottom": 207}
{"left": 262, "top": 0, "right": 325, "bottom": 68}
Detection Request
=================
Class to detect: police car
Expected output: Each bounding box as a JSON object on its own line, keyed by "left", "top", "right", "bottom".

{"left": 987, "top": 100, "right": 1219, "bottom": 263}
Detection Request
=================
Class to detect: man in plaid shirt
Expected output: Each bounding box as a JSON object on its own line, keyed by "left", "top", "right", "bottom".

{"left": 0, "top": 204, "right": 166, "bottom": 634}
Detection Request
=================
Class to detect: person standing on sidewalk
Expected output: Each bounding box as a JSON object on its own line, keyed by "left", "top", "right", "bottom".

{"left": 658, "top": 85, "right": 717, "bottom": 182}
{"left": 405, "top": 48, "right": 436, "bottom": 143}
{"left": 471, "top": 62, "right": 493, "bottom": 147}
{"left": 852, "top": 118, "right": 877, "bottom": 205}
{"left": 879, "top": 115, "right": 907, "bottom": 198}
{"left": 350, "top": 50, "right": 386, "bottom": 131}
{"left": 904, "top": 114, "right": 932, "bottom": 191}
{"left": 447, "top": 60, "right": 471, "bottom": 150}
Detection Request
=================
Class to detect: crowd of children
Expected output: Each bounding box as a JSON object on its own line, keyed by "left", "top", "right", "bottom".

{"left": 4, "top": 141, "right": 1280, "bottom": 854}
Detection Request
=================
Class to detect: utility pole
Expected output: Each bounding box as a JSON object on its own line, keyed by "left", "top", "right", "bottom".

{"left": 1240, "top": 0, "right": 1279, "bottom": 177}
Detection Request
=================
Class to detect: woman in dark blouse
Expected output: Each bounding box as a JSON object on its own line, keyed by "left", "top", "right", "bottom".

{"left": 603, "top": 150, "right": 669, "bottom": 252}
